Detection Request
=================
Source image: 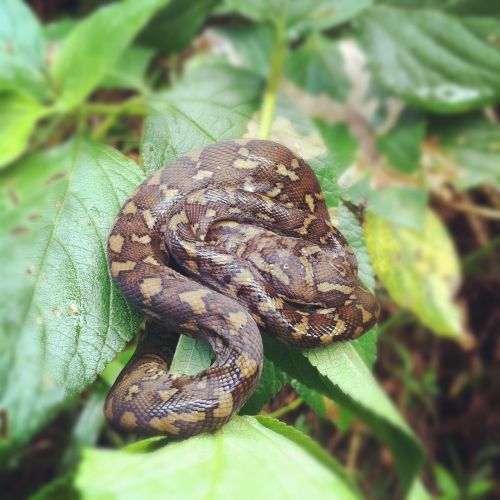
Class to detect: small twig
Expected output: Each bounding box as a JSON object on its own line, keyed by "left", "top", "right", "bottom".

{"left": 443, "top": 199, "right": 500, "bottom": 220}
{"left": 346, "top": 430, "right": 363, "bottom": 476}
{"left": 266, "top": 396, "right": 303, "bottom": 419}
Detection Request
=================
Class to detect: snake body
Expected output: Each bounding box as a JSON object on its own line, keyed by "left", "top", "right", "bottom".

{"left": 105, "top": 140, "right": 379, "bottom": 437}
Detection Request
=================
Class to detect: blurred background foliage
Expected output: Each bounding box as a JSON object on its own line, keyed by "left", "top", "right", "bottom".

{"left": 0, "top": 0, "right": 499, "bottom": 498}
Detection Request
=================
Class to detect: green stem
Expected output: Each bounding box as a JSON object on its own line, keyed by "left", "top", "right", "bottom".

{"left": 82, "top": 96, "right": 149, "bottom": 117}
{"left": 266, "top": 396, "right": 303, "bottom": 419}
{"left": 259, "top": 20, "right": 287, "bottom": 140}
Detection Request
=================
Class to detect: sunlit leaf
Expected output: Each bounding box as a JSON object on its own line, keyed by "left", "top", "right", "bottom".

{"left": 0, "top": 91, "right": 47, "bottom": 168}
{"left": 264, "top": 336, "right": 424, "bottom": 494}
{"left": 0, "top": 138, "right": 143, "bottom": 464}
{"left": 74, "top": 416, "right": 360, "bottom": 499}
{"left": 142, "top": 58, "right": 263, "bottom": 173}
{"left": 51, "top": 0, "right": 170, "bottom": 110}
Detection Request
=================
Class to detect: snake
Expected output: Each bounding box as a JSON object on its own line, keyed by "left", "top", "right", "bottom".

{"left": 105, "top": 139, "right": 380, "bottom": 438}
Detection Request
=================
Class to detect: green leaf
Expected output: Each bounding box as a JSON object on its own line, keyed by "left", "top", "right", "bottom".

{"left": 433, "top": 464, "right": 461, "bottom": 499}
{"left": 74, "top": 416, "right": 360, "bottom": 499}
{"left": 407, "top": 479, "right": 433, "bottom": 500}
{"left": 357, "top": 5, "right": 500, "bottom": 112}
{"left": 285, "top": 33, "right": 350, "bottom": 101}
{"left": 0, "top": 0, "right": 49, "bottom": 100}
{"left": 315, "top": 119, "right": 358, "bottom": 177}
{"left": 264, "top": 336, "right": 424, "bottom": 494}
{"left": 51, "top": 0, "right": 170, "bottom": 110}
{"left": 169, "top": 335, "right": 213, "bottom": 376}
{"left": 142, "top": 58, "right": 263, "bottom": 174}
{"left": 256, "top": 415, "right": 362, "bottom": 496}
{"left": 429, "top": 113, "right": 500, "bottom": 189}
{"left": 215, "top": 24, "right": 275, "bottom": 78}
{"left": 0, "top": 138, "right": 143, "bottom": 465}
{"left": 291, "top": 380, "right": 327, "bottom": 418}
{"left": 222, "top": 0, "right": 372, "bottom": 37}
{"left": 100, "top": 45, "right": 154, "bottom": 92}
{"left": 0, "top": 91, "right": 47, "bottom": 168}
{"left": 139, "top": 0, "right": 219, "bottom": 55}
{"left": 364, "top": 210, "right": 470, "bottom": 342}
{"left": 376, "top": 112, "right": 426, "bottom": 174}
{"left": 346, "top": 180, "right": 428, "bottom": 231}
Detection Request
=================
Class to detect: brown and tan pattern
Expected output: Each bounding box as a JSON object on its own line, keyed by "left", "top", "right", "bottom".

{"left": 105, "top": 140, "right": 380, "bottom": 437}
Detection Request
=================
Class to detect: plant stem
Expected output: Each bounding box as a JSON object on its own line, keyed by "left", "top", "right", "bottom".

{"left": 259, "top": 20, "right": 287, "bottom": 140}
{"left": 266, "top": 396, "right": 303, "bottom": 419}
{"left": 82, "top": 96, "right": 149, "bottom": 117}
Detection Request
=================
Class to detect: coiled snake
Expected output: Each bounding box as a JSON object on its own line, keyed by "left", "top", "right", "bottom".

{"left": 105, "top": 140, "right": 379, "bottom": 437}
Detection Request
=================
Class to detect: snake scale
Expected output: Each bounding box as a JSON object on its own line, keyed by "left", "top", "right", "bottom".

{"left": 105, "top": 139, "right": 380, "bottom": 437}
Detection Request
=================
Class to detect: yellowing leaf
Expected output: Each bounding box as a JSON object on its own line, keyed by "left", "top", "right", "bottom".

{"left": 365, "top": 209, "right": 469, "bottom": 342}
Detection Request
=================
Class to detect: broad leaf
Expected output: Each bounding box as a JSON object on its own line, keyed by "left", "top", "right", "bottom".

{"left": 222, "top": 0, "right": 372, "bottom": 37}
{"left": 285, "top": 33, "right": 350, "bottom": 101}
{"left": 264, "top": 336, "right": 424, "bottom": 494}
{"left": 169, "top": 335, "right": 213, "bottom": 376}
{"left": 142, "top": 58, "right": 263, "bottom": 173}
{"left": 139, "top": 0, "right": 219, "bottom": 55}
{"left": 358, "top": 5, "right": 500, "bottom": 112}
{"left": 346, "top": 180, "right": 428, "bottom": 231}
{"left": 74, "top": 416, "right": 360, "bottom": 499}
{"left": 376, "top": 112, "right": 426, "bottom": 174}
{"left": 315, "top": 120, "right": 358, "bottom": 177}
{"left": 0, "top": 138, "right": 143, "bottom": 465}
{"left": 428, "top": 113, "right": 500, "bottom": 189}
{"left": 364, "top": 210, "right": 470, "bottom": 342}
{"left": 0, "top": 91, "right": 48, "bottom": 168}
{"left": 51, "top": 0, "right": 170, "bottom": 110}
{"left": 100, "top": 45, "right": 154, "bottom": 92}
{"left": 215, "top": 25, "right": 275, "bottom": 78}
{"left": 0, "top": 0, "right": 49, "bottom": 100}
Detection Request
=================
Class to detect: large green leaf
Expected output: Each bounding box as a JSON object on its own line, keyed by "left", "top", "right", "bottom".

{"left": 142, "top": 58, "right": 263, "bottom": 173}
{"left": 0, "top": 0, "right": 49, "bottom": 100}
{"left": 429, "top": 113, "right": 500, "bottom": 189}
{"left": 357, "top": 5, "right": 500, "bottom": 112}
{"left": 139, "top": 0, "right": 219, "bottom": 55}
{"left": 51, "top": 0, "right": 170, "bottom": 110}
{"left": 0, "top": 138, "right": 143, "bottom": 465}
{"left": 364, "top": 210, "right": 469, "bottom": 342}
{"left": 222, "top": 0, "right": 372, "bottom": 37}
{"left": 0, "top": 91, "right": 48, "bottom": 168}
{"left": 74, "top": 416, "right": 360, "bottom": 499}
{"left": 263, "top": 336, "right": 424, "bottom": 494}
